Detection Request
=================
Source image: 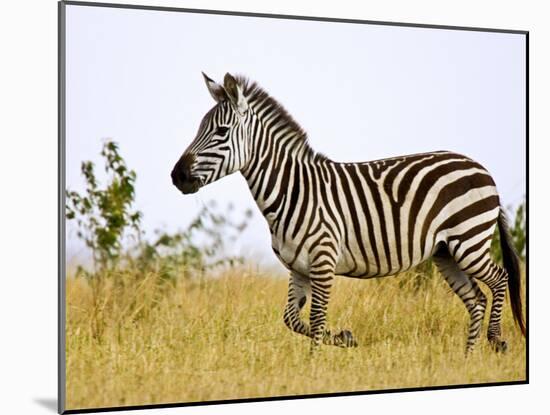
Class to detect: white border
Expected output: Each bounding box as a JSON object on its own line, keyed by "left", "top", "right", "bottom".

{"left": 1, "top": 1, "right": 548, "bottom": 414}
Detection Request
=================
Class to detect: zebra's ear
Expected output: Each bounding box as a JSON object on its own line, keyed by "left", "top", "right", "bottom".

{"left": 202, "top": 72, "right": 227, "bottom": 103}
{"left": 223, "top": 73, "right": 248, "bottom": 116}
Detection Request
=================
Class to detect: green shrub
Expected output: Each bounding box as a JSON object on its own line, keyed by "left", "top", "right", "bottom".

{"left": 66, "top": 141, "right": 141, "bottom": 272}
{"left": 132, "top": 202, "right": 253, "bottom": 281}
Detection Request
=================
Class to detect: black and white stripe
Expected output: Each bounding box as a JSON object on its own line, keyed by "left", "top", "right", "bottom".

{"left": 171, "top": 73, "right": 526, "bottom": 353}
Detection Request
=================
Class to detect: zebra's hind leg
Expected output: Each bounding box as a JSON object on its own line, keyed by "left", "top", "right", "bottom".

{"left": 465, "top": 256, "right": 509, "bottom": 352}
{"left": 283, "top": 271, "right": 311, "bottom": 337}
{"left": 433, "top": 250, "right": 487, "bottom": 354}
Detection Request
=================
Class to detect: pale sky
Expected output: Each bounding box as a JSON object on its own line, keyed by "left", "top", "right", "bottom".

{"left": 65, "top": 4, "right": 526, "bottom": 270}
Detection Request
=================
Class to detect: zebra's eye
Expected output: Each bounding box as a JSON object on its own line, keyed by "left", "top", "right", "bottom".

{"left": 215, "top": 126, "right": 229, "bottom": 136}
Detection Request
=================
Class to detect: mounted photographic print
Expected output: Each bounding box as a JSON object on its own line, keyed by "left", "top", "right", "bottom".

{"left": 59, "top": 1, "right": 528, "bottom": 413}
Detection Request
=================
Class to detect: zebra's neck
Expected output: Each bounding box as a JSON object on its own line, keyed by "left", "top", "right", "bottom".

{"left": 240, "top": 110, "right": 325, "bottom": 229}
{"left": 232, "top": 77, "right": 329, "bottom": 233}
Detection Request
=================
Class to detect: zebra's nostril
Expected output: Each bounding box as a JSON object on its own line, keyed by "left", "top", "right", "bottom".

{"left": 171, "top": 166, "right": 187, "bottom": 186}
{"left": 171, "top": 161, "right": 194, "bottom": 189}
{"left": 180, "top": 169, "right": 188, "bottom": 182}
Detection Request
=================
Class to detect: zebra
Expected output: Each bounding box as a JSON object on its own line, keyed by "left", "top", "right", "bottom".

{"left": 171, "top": 72, "right": 526, "bottom": 353}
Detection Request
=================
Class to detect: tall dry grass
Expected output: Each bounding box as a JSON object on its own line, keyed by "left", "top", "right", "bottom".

{"left": 65, "top": 265, "right": 526, "bottom": 410}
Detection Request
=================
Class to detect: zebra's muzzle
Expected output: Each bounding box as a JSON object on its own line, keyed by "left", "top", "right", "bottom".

{"left": 175, "top": 176, "right": 202, "bottom": 194}
{"left": 171, "top": 171, "right": 202, "bottom": 194}
{"left": 171, "top": 154, "right": 202, "bottom": 194}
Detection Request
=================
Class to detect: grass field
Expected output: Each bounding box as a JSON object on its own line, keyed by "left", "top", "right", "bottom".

{"left": 65, "top": 265, "right": 526, "bottom": 410}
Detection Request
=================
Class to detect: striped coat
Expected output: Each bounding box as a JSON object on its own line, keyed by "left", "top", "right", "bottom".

{"left": 245, "top": 150, "right": 499, "bottom": 280}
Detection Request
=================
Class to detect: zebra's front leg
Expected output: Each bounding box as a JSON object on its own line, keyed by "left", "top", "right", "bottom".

{"left": 309, "top": 272, "right": 333, "bottom": 350}
{"left": 283, "top": 271, "right": 356, "bottom": 348}
{"left": 309, "top": 269, "right": 358, "bottom": 351}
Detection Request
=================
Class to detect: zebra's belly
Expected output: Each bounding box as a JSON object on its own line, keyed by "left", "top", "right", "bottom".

{"left": 334, "top": 238, "right": 439, "bottom": 278}
{"left": 271, "top": 228, "right": 441, "bottom": 278}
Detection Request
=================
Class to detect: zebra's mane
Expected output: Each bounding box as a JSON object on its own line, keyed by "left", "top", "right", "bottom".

{"left": 236, "top": 76, "right": 329, "bottom": 162}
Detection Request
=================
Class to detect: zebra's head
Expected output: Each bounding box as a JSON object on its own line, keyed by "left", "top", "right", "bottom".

{"left": 171, "top": 72, "right": 251, "bottom": 194}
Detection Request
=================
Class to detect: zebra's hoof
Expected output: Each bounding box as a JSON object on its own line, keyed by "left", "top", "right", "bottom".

{"left": 492, "top": 340, "right": 508, "bottom": 353}
{"left": 334, "top": 330, "right": 358, "bottom": 348}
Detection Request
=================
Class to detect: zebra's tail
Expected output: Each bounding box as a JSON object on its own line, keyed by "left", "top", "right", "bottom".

{"left": 497, "top": 207, "right": 526, "bottom": 337}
